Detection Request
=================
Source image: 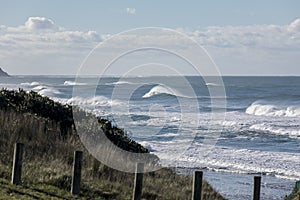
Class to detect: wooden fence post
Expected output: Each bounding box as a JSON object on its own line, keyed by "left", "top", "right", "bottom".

{"left": 11, "top": 143, "right": 24, "bottom": 185}
{"left": 253, "top": 176, "right": 261, "bottom": 200}
{"left": 71, "top": 151, "right": 83, "bottom": 195}
{"left": 132, "top": 163, "right": 144, "bottom": 200}
{"left": 192, "top": 171, "right": 203, "bottom": 200}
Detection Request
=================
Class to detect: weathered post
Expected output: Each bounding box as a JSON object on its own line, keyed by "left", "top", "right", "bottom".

{"left": 71, "top": 151, "right": 83, "bottom": 195}
{"left": 253, "top": 176, "right": 261, "bottom": 200}
{"left": 132, "top": 163, "right": 144, "bottom": 200}
{"left": 11, "top": 143, "right": 24, "bottom": 185}
{"left": 192, "top": 171, "right": 203, "bottom": 200}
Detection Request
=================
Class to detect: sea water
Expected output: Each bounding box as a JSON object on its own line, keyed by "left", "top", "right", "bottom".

{"left": 1, "top": 75, "right": 299, "bottom": 199}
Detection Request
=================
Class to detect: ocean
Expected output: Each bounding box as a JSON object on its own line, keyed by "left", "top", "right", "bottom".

{"left": 1, "top": 75, "right": 299, "bottom": 199}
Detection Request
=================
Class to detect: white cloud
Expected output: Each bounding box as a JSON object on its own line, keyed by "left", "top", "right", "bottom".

{"left": 0, "top": 17, "right": 106, "bottom": 74}
{"left": 0, "top": 17, "right": 104, "bottom": 48}
{"left": 25, "top": 17, "right": 57, "bottom": 31}
{"left": 0, "top": 17, "right": 299, "bottom": 75}
{"left": 288, "top": 18, "right": 300, "bottom": 32}
{"left": 126, "top": 7, "right": 136, "bottom": 14}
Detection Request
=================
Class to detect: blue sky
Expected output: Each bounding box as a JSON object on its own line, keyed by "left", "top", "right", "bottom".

{"left": 1, "top": 0, "right": 299, "bottom": 32}
{"left": 0, "top": 1, "right": 300, "bottom": 75}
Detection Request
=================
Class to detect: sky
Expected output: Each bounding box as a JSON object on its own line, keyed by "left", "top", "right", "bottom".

{"left": 0, "top": 0, "right": 300, "bottom": 75}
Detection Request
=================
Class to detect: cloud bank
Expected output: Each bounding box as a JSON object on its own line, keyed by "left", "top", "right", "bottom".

{"left": 0, "top": 17, "right": 299, "bottom": 75}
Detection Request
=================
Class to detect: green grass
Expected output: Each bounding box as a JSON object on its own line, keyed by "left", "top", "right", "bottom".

{"left": 0, "top": 89, "right": 226, "bottom": 199}
{"left": 0, "top": 177, "right": 119, "bottom": 200}
{"left": 0, "top": 165, "right": 225, "bottom": 200}
{"left": 0, "top": 160, "right": 225, "bottom": 199}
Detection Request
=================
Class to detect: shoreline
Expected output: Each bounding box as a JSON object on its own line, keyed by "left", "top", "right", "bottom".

{"left": 175, "top": 167, "right": 295, "bottom": 199}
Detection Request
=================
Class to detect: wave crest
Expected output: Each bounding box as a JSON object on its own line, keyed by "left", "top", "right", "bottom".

{"left": 143, "top": 85, "right": 176, "bottom": 98}
{"left": 64, "top": 81, "right": 87, "bottom": 86}
{"left": 205, "top": 82, "right": 221, "bottom": 87}
{"left": 246, "top": 102, "right": 300, "bottom": 117}
{"left": 61, "top": 96, "right": 124, "bottom": 107}
{"left": 21, "top": 82, "right": 40, "bottom": 86}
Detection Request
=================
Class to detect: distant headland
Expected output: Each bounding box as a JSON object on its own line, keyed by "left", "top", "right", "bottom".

{"left": 0, "top": 68, "right": 9, "bottom": 77}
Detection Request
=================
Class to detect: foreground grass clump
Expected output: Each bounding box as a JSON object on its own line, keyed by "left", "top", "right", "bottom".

{"left": 0, "top": 89, "right": 225, "bottom": 199}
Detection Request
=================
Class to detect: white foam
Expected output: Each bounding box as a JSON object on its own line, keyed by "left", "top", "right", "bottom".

{"left": 38, "top": 88, "right": 61, "bottom": 96}
{"left": 223, "top": 110, "right": 300, "bottom": 137}
{"left": 154, "top": 143, "right": 300, "bottom": 180}
{"left": 139, "top": 141, "right": 155, "bottom": 152}
{"left": 250, "top": 124, "right": 300, "bottom": 136}
{"left": 31, "top": 85, "right": 61, "bottom": 97}
{"left": 143, "top": 85, "right": 174, "bottom": 98}
{"left": 32, "top": 85, "right": 47, "bottom": 91}
{"left": 205, "top": 82, "right": 221, "bottom": 87}
{"left": 142, "top": 85, "right": 191, "bottom": 98}
{"left": 246, "top": 102, "right": 300, "bottom": 117}
{"left": 105, "top": 81, "right": 133, "bottom": 86}
{"left": 21, "top": 81, "right": 40, "bottom": 86}
{"left": 63, "top": 81, "right": 87, "bottom": 86}
{"left": 61, "top": 96, "right": 125, "bottom": 107}
{"left": 222, "top": 120, "right": 239, "bottom": 127}
{"left": 163, "top": 133, "right": 180, "bottom": 137}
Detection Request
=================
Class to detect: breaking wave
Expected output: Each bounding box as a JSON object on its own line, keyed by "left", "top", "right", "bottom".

{"left": 59, "top": 96, "right": 125, "bottom": 107}
{"left": 246, "top": 101, "right": 300, "bottom": 117}
{"left": 63, "top": 81, "right": 87, "bottom": 86}
{"left": 21, "top": 82, "right": 40, "bottom": 86}
{"left": 105, "top": 81, "right": 133, "bottom": 86}
{"left": 32, "top": 85, "right": 61, "bottom": 96}
{"left": 142, "top": 85, "right": 192, "bottom": 98}
{"left": 205, "top": 82, "right": 222, "bottom": 87}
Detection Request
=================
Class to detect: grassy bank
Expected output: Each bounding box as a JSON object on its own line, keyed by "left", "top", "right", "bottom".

{"left": 0, "top": 89, "right": 225, "bottom": 199}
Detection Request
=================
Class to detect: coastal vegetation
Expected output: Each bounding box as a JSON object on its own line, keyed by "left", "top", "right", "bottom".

{"left": 0, "top": 88, "right": 225, "bottom": 199}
